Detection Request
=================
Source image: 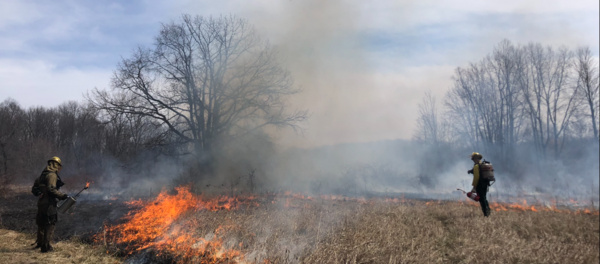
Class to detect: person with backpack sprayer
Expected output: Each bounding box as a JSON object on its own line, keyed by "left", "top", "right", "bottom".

{"left": 468, "top": 152, "right": 494, "bottom": 217}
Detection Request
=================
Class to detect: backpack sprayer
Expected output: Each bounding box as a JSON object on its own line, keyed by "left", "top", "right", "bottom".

{"left": 58, "top": 182, "right": 90, "bottom": 214}
{"left": 458, "top": 159, "right": 495, "bottom": 202}
{"left": 457, "top": 188, "right": 480, "bottom": 202}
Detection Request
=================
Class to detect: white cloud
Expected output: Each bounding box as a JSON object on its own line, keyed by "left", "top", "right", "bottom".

{"left": 0, "top": 1, "right": 44, "bottom": 29}
{"left": 0, "top": 59, "right": 111, "bottom": 107}
{"left": 358, "top": 0, "right": 598, "bottom": 32}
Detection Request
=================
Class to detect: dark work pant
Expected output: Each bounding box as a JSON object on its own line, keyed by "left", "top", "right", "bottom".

{"left": 476, "top": 180, "right": 491, "bottom": 216}
{"left": 36, "top": 212, "right": 57, "bottom": 250}
{"left": 36, "top": 224, "right": 44, "bottom": 246}
{"left": 42, "top": 223, "right": 56, "bottom": 249}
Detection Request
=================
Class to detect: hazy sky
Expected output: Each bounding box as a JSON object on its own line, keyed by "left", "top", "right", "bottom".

{"left": 0, "top": 0, "right": 598, "bottom": 148}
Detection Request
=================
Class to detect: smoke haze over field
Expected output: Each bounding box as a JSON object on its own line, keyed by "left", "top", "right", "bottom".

{"left": 0, "top": 1, "right": 598, "bottom": 206}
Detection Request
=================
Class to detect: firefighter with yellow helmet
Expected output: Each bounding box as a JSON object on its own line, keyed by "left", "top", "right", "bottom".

{"left": 31, "top": 156, "right": 69, "bottom": 252}
{"left": 468, "top": 152, "right": 491, "bottom": 216}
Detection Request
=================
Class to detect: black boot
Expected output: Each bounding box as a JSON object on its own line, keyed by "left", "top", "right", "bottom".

{"left": 40, "top": 244, "right": 54, "bottom": 253}
{"left": 31, "top": 240, "right": 42, "bottom": 249}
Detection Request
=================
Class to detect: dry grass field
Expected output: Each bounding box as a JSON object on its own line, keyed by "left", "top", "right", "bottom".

{"left": 0, "top": 228, "right": 119, "bottom": 264}
{"left": 2, "top": 187, "right": 599, "bottom": 264}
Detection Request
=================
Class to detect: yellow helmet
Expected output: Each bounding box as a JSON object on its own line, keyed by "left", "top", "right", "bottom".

{"left": 48, "top": 156, "right": 62, "bottom": 166}
{"left": 470, "top": 152, "right": 482, "bottom": 160}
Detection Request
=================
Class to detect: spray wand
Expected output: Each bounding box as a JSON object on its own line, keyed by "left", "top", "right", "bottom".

{"left": 58, "top": 182, "right": 90, "bottom": 213}
{"left": 72, "top": 182, "right": 90, "bottom": 198}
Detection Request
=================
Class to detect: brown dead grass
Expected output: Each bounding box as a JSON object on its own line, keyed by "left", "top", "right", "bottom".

{"left": 2, "top": 188, "right": 598, "bottom": 264}
{"left": 304, "top": 202, "right": 599, "bottom": 264}
{"left": 102, "top": 198, "right": 599, "bottom": 264}
{"left": 0, "top": 229, "right": 120, "bottom": 264}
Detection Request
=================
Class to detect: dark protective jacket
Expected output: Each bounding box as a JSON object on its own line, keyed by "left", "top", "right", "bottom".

{"left": 35, "top": 164, "right": 68, "bottom": 220}
{"left": 470, "top": 161, "right": 491, "bottom": 216}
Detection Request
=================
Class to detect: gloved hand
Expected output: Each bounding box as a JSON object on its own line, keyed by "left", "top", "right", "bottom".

{"left": 62, "top": 194, "right": 70, "bottom": 200}
{"left": 471, "top": 187, "right": 476, "bottom": 193}
{"left": 467, "top": 169, "right": 473, "bottom": 174}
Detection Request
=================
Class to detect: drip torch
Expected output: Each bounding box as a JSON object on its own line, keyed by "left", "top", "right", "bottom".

{"left": 457, "top": 188, "right": 480, "bottom": 202}
{"left": 58, "top": 182, "right": 90, "bottom": 214}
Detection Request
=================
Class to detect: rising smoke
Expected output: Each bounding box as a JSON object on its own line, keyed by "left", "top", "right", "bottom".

{"left": 231, "top": 1, "right": 600, "bottom": 204}
{"left": 96, "top": 0, "right": 600, "bottom": 206}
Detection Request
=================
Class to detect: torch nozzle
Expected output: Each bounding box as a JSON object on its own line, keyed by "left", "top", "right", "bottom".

{"left": 74, "top": 182, "right": 90, "bottom": 198}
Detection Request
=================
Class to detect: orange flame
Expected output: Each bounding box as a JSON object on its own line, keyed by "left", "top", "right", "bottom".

{"left": 85, "top": 182, "right": 90, "bottom": 188}
{"left": 98, "top": 186, "right": 255, "bottom": 263}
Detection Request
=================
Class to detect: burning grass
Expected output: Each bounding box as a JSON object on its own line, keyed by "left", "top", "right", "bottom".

{"left": 99, "top": 186, "right": 258, "bottom": 263}
{"left": 97, "top": 186, "right": 600, "bottom": 264}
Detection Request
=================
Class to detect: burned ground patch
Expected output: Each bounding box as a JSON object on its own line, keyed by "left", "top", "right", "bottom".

{"left": 0, "top": 191, "right": 133, "bottom": 243}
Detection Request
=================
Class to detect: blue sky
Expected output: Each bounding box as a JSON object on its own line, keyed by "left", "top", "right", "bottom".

{"left": 0, "top": 0, "right": 162, "bottom": 68}
{"left": 0, "top": 0, "right": 598, "bottom": 146}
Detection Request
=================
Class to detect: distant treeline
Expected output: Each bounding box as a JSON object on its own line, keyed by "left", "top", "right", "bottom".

{"left": 414, "top": 40, "right": 599, "bottom": 182}
{"left": 0, "top": 99, "right": 179, "bottom": 186}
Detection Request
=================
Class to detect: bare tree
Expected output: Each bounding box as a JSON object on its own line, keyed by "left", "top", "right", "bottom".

{"left": 445, "top": 70, "right": 480, "bottom": 149}
{"left": 437, "top": 40, "right": 600, "bottom": 184}
{"left": 519, "top": 44, "right": 578, "bottom": 158}
{"left": 445, "top": 40, "right": 526, "bottom": 164}
{"left": 447, "top": 41, "right": 578, "bottom": 162}
{"left": 487, "top": 40, "right": 526, "bottom": 162}
{"left": 89, "top": 15, "right": 307, "bottom": 166}
{"left": 413, "top": 92, "right": 442, "bottom": 144}
{"left": 574, "top": 46, "right": 599, "bottom": 139}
